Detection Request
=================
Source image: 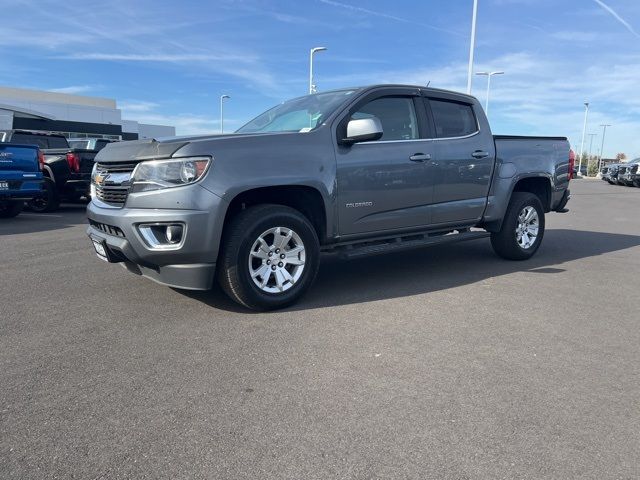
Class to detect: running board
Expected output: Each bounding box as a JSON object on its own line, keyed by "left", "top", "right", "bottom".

{"left": 325, "top": 230, "right": 491, "bottom": 260}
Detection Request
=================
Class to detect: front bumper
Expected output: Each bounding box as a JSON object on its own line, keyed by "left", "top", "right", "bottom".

{"left": 86, "top": 185, "right": 227, "bottom": 290}
{"left": 620, "top": 174, "right": 635, "bottom": 185}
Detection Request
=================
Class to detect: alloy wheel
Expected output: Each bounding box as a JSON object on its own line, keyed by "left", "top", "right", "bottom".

{"left": 248, "top": 226, "right": 306, "bottom": 293}
{"left": 515, "top": 206, "right": 539, "bottom": 249}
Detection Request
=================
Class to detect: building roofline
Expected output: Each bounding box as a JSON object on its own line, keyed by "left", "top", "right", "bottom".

{"left": 0, "top": 103, "right": 56, "bottom": 120}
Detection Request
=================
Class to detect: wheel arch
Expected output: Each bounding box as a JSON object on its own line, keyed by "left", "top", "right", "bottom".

{"left": 511, "top": 175, "right": 552, "bottom": 212}
{"left": 221, "top": 184, "right": 329, "bottom": 244}
{"left": 481, "top": 174, "right": 552, "bottom": 232}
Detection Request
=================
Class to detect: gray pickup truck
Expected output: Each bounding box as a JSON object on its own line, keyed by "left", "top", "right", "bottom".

{"left": 87, "top": 85, "right": 572, "bottom": 310}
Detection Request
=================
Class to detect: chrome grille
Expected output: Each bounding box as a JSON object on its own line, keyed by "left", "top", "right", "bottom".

{"left": 94, "top": 162, "right": 137, "bottom": 207}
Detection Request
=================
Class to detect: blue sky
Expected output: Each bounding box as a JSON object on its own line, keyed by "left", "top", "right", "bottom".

{"left": 1, "top": 0, "right": 639, "bottom": 158}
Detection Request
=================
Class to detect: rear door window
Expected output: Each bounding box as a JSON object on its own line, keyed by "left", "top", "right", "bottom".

{"left": 428, "top": 99, "right": 478, "bottom": 138}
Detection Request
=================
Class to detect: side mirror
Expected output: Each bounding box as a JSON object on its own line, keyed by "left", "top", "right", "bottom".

{"left": 341, "top": 117, "right": 383, "bottom": 145}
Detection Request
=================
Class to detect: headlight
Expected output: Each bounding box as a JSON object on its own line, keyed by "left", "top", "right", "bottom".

{"left": 130, "top": 157, "right": 211, "bottom": 193}
{"left": 90, "top": 162, "right": 97, "bottom": 198}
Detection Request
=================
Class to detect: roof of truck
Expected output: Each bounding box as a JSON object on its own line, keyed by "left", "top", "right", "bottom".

{"left": 318, "top": 84, "right": 476, "bottom": 101}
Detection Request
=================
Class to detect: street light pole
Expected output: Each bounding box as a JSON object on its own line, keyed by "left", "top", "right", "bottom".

{"left": 309, "top": 47, "right": 327, "bottom": 94}
{"left": 598, "top": 124, "right": 611, "bottom": 173}
{"left": 466, "top": 0, "right": 479, "bottom": 94}
{"left": 578, "top": 102, "right": 589, "bottom": 175}
{"left": 220, "top": 94, "right": 230, "bottom": 133}
{"left": 475, "top": 71, "right": 504, "bottom": 117}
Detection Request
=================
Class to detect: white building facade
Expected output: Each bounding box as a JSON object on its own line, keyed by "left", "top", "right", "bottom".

{"left": 0, "top": 86, "right": 174, "bottom": 141}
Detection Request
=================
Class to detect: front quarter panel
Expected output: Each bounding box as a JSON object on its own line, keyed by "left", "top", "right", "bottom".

{"left": 171, "top": 130, "right": 338, "bottom": 238}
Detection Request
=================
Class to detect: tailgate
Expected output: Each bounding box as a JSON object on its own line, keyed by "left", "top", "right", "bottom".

{"left": 0, "top": 144, "right": 40, "bottom": 172}
{"left": 74, "top": 149, "right": 97, "bottom": 173}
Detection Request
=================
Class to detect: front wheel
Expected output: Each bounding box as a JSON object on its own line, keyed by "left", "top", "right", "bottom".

{"left": 491, "top": 192, "right": 545, "bottom": 261}
{"left": 217, "top": 204, "right": 320, "bottom": 310}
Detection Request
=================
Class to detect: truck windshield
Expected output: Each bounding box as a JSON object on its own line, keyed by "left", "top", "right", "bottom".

{"left": 236, "top": 89, "right": 355, "bottom": 134}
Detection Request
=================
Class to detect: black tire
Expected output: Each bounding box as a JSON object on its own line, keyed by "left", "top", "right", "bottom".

{"left": 491, "top": 192, "right": 545, "bottom": 261}
{"left": 27, "top": 177, "right": 60, "bottom": 213}
{"left": 217, "top": 204, "right": 320, "bottom": 310}
{"left": 0, "top": 201, "right": 24, "bottom": 218}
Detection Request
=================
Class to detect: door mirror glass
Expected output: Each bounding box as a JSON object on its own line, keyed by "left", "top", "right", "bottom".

{"left": 343, "top": 117, "right": 383, "bottom": 145}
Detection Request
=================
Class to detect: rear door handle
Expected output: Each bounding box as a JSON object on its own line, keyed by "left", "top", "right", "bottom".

{"left": 409, "top": 153, "right": 431, "bottom": 162}
{"left": 471, "top": 150, "right": 489, "bottom": 159}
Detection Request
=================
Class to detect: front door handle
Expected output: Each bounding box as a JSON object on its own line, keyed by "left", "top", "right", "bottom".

{"left": 409, "top": 153, "right": 431, "bottom": 162}
{"left": 471, "top": 150, "right": 489, "bottom": 159}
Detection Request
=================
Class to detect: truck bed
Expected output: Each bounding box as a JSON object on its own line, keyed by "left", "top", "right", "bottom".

{"left": 493, "top": 135, "right": 568, "bottom": 141}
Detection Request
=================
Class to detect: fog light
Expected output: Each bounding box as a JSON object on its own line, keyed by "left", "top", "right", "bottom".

{"left": 165, "top": 224, "right": 183, "bottom": 244}
{"left": 138, "top": 223, "right": 185, "bottom": 249}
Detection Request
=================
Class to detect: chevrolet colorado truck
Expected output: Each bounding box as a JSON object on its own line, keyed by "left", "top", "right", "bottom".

{"left": 1, "top": 130, "right": 100, "bottom": 212}
{"left": 86, "top": 85, "right": 572, "bottom": 310}
{"left": 0, "top": 143, "right": 43, "bottom": 218}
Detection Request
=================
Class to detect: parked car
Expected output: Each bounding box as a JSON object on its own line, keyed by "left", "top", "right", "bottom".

{"left": 620, "top": 159, "right": 640, "bottom": 187}
{"left": 0, "top": 143, "right": 43, "bottom": 218}
{"left": 601, "top": 165, "right": 611, "bottom": 183}
{"left": 68, "top": 138, "right": 116, "bottom": 152}
{"left": 86, "top": 84, "right": 572, "bottom": 310}
{"left": 0, "top": 130, "right": 101, "bottom": 211}
{"left": 617, "top": 164, "right": 632, "bottom": 186}
{"left": 606, "top": 163, "right": 621, "bottom": 184}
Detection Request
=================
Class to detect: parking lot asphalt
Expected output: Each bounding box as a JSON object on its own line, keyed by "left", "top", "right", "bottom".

{"left": 1, "top": 179, "right": 639, "bottom": 479}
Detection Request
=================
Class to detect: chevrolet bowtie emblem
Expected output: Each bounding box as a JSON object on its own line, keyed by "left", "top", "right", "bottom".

{"left": 95, "top": 173, "right": 105, "bottom": 185}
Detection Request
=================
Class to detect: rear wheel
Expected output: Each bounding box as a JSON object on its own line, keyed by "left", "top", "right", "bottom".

{"left": 217, "top": 204, "right": 320, "bottom": 310}
{"left": 0, "top": 201, "right": 24, "bottom": 218}
{"left": 491, "top": 192, "right": 545, "bottom": 261}
{"left": 27, "top": 177, "right": 59, "bottom": 213}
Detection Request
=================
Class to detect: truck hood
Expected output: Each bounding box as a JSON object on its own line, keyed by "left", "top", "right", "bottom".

{"left": 95, "top": 132, "right": 295, "bottom": 163}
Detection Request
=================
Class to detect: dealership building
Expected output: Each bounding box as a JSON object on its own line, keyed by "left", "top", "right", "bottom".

{"left": 0, "top": 86, "right": 175, "bottom": 141}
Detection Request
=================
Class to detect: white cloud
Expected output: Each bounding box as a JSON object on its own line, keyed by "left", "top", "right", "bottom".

{"left": 118, "top": 101, "right": 159, "bottom": 113}
{"left": 63, "top": 53, "right": 253, "bottom": 62}
{"left": 48, "top": 85, "right": 95, "bottom": 95}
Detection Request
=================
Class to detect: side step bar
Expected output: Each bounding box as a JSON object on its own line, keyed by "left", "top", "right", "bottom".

{"left": 323, "top": 229, "right": 490, "bottom": 260}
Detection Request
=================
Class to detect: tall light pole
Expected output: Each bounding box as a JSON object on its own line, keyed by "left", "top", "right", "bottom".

{"left": 309, "top": 47, "right": 327, "bottom": 94}
{"left": 475, "top": 71, "right": 503, "bottom": 117}
{"left": 220, "top": 94, "right": 230, "bottom": 133}
{"left": 598, "top": 124, "right": 611, "bottom": 173}
{"left": 466, "top": 0, "right": 479, "bottom": 94}
{"left": 577, "top": 102, "right": 589, "bottom": 175}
